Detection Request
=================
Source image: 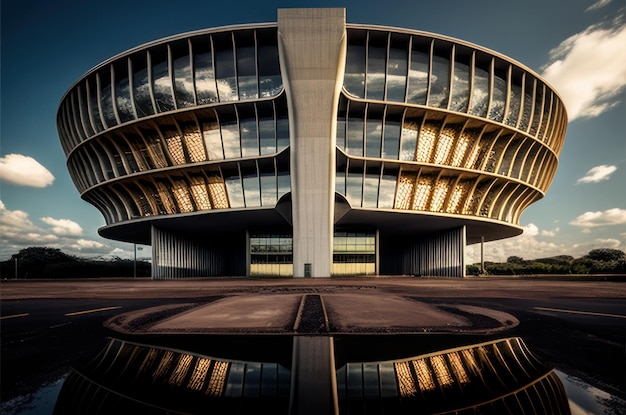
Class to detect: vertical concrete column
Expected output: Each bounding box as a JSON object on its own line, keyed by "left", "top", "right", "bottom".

{"left": 277, "top": 8, "right": 347, "bottom": 277}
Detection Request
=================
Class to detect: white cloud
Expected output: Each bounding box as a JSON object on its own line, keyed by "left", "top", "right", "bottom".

{"left": 40, "top": 217, "right": 83, "bottom": 236}
{"left": 573, "top": 238, "right": 622, "bottom": 251}
{"left": 586, "top": 0, "right": 612, "bottom": 12}
{"left": 577, "top": 165, "right": 617, "bottom": 183}
{"left": 0, "top": 154, "right": 55, "bottom": 188}
{"left": 0, "top": 200, "right": 115, "bottom": 260}
{"left": 541, "top": 227, "right": 560, "bottom": 237}
{"left": 570, "top": 208, "right": 626, "bottom": 228}
{"left": 541, "top": 16, "right": 626, "bottom": 120}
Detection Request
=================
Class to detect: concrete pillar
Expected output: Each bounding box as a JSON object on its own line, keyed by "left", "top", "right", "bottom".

{"left": 277, "top": 8, "right": 347, "bottom": 277}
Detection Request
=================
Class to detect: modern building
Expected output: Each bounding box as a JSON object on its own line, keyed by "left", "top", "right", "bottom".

{"left": 57, "top": 8, "right": 568, "bottom": 279}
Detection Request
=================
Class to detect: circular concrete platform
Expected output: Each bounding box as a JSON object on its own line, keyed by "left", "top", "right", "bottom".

{"left": 105, "top": 293, "right": 518, "bottom": 335}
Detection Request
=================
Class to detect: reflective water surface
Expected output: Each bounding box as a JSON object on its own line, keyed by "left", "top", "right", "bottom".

{"left": 2, "top": 336, "right": 624, "bottom": 414}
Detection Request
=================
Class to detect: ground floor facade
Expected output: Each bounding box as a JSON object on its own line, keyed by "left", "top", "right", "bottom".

{"left": 150, "top": 225, "right": 466, "bottom": 279}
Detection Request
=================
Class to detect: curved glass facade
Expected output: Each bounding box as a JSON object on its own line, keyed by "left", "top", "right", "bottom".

{"left": 58, "top": 11, "right": 567, "bottom": 278}
{"left": 336, "top": 27, "right": 566, "bottom": 226}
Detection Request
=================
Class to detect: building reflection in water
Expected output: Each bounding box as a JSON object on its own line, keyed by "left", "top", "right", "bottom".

{"left": 53, "top": 336, "right": 570, "bottom": 414}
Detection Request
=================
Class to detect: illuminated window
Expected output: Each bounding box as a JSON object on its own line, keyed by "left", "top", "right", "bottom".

{"left": 188, "top": 358, "right": 212, "bottom": 391}
{"left": 412, "top": 359, "right": 435, "bottom": 392}
{"left": 207, "top": 175, "right": 229, "bottom": 208}
{"left": 395, "top": 174, "right": 414, "bottom": 210}
{"left": 155, "top": 182, "right": 177, "bottom": 213}
{"left": 430, "top": 180, "right": 450, "bottom": 212}
{"left": 416, "top": 124, "right": 436, "bottom": 163}
{"left": 413, "top": 179, "right": 432, "bottom": 211}
{"left": 451, "top": 134, "right": 470, "bottom": 167}
{"left": 172, "top": 180, "right": 195, "bottom": 212}
{"left": 429, "top": 355, "right": 453, "bottom": 388}
{"left": 395, "top": 362, "right": 417, "bottom": 397}
{"left": 184, "top": 130, "right": 206, "bottom": 162}
{"left": 169, "top": 354, "right": 194, "bottom": 386}
{"left": 166, "top": 135, "right": 186, "bottom": 165}
{"left": 207, "top": 361, "right": 229, "bottom": 396}
{"left": 189, "top": 176, "right": 212, "bottom": 210}
{"left": 447, "top": 352, "right": 470, "bottom": 384}
{"left": 433, "top": 127, "right": 455, "bottom": 165}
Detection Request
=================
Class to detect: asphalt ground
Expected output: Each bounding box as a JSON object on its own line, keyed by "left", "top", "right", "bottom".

{"left": 1, "top": 275, "right": 625, "bottom": 409}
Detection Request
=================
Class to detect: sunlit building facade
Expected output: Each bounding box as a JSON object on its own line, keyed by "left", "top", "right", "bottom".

{"left": 57, "top": 9, "right": 567, "bottom": 278}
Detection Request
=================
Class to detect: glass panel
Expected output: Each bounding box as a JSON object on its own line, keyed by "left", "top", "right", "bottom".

{"left": 386, "top": 35, "right": 408, "bottom": 102}
{"left": 259, "top": 112, "right": 276, "bottom": 155}
{"left": 173, "top": 45, "right": 195, "bottom": 108}
{"left": 100, "top": 72, "right": 117, "bottom": 128}
{"left": 346, "top": 168, "right": 363, "bottom": 206}
{"left": 201, "top": 118, "right": 224, "bottom": 160}
{"left": 132, "top": 54, "right": 155, "bottom": 117}
{"left": 336, "top": 116, "right": 346, "bottom": 150}
{"left": 383, "top": 113, "right": 401, "bottom": 160}
{"left": 470, "top": 65, "right": 489, "bottom": 117}
{"left": 214, "top": 33, "right": 238, "bottom": 102}
{"left": 366, "top": 33, "right": 386, "bottom": 101}
{"left": 193, "top": 36, "right": 218, "bottom": 104}
{"left": 151, "top": 48, "right": 175, "bottom": 112}
{"left": 363, "top": 173, "right": 379, "bottom": 208}
{"left": 506, "top": 81, "right": 523, "bottom": 127}
{"left": 240, "top": 114, "right": 258, "bottom": 157}
{"left": 257, "top": 29, "right": 281, "bottom": 98}
{"left": 407, "top": 41, "right": 429, "bottom": 104}
{"left": 236, "top": 32, "right": 258, "bottom": 100}
{"left": 259, "top": 161, "right": 277, "bottom": 206}
{"left": 365, "top": 106, "right": 383, "bottom": 158}
{"left": 114, "top": 63, "right": 135, "bottom": 123}
{"left": 276, "top": 115, "right": 289, "bottom": 151}
{"left": 243, "top": 363, "right": 262, "bottom": 397}
{"left": 219, "top": 106, "right": 240, "bottom": 159}
{"left": 429, "top": 53, "right": 450, "bottom": 108}
{"left": 379, "top": 169, "right": 397, "bottom": 208}
{"left": 450, "top": 59, "right": 470, "bottom": 112}
{"left": 400, "top": 116, "right": 419, "bottom": 161}
{"left": 344, "top": 31, "right": 366, "bottom": 97}
{"left": 87, "top": 77, "right": 104, "bottom": 132}
{"left": 76, "top": 86, "right": 93, "bottom": 138}
{"left": 530, "top": 83, "right": 544, "bottom": 136}
{"left": 347, "top": 102, "right": 364, "bottom": 156}
{"left": 489, "top": 73, "right": 507, "bottom": 122}
{"left": 242, "top": 163, "right": 260, "bottom": 207}
{"left": 277, "top": 171, "right": 290, "bottom": 198}
{"left": 335, "top": 169, "right": 346, "bottom": 195}
{"left": 224, "top": 168, "right": 245, "bottom": 208}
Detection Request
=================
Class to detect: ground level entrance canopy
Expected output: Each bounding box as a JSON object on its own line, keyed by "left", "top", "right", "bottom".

{"left": 58, "top": 9, "right": 567, "bottom": 278}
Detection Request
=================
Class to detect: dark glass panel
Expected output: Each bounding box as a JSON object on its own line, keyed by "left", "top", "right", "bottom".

{"left": 490, "top": 63, "right": 508, "bottom": 122}
{"left": 223, "top": 166, "right": 245, "bottom": 208}
{"left": 217, "top": 105, "right": 241, "bottom": 159}
{"left": 235, "top": 31, "right": 258, "bottom": 100}
{"left": 239, "top": 104, "right": 259, "bottom": 157}
{"left": 259, "top": 158, "right": 277, "bottom": 206}
{"left": 347, "top": 101, "right": 365, "bottom": 156}
{"left": 171, "top": 40, "right": 195, "bottom": 108}
{"left": 363, "top": 164, "right": 380, "bottom": 208}
{"left": 87, "top": 76, "right": 105, "bottom": 132}
{"left": 277, "top": 170, "right": 290, "bottom": 197}
{"left": 429, "top": 43, "right": 451, "bottom": 108}
{"left": 379, "top": 166, "right": 398, "bottom": 208}
{"left": 151, "top": 47, "right": 175, "bottom": 112}
{"left": 365, "top": 105, "right": 383, "bottom": 158}
{"left": 470, "top": 56, "right": 490, "bottom": 117}
{"left": 346, "top": 162, "right": 364, "bottom": 206}
{"left": 214, "top": 32, "right": 238, "bottom": 102}
{"left": 99, "top": 70, "right": 117, "bottom": 128}
{"left": 450, "top": 47, "right": 471, "bottom": 112}
{"left": 366, "top": 32, "right": 387, "bottom": 101}
{"left": 241, "top": 161, "right": 260, "bottom": 207}
{"left": 192, "top": 36, "right": 218, "bottom": 104}
{"left": 257, "top": 101, "right": 276, "bottom": 155}
{"left": 257, "top": 28, "right": 281, "bottom": 97}
{"left": 276, "top": 115, "right": 289, "bottom": 151}
{"left": 131, "top": 53, "right": 155, "bottom": 117}
{"left": 344, "top": 30, "right": 366, "bottom": 97}
{"left": 386, "top": 34, "right": 409, "bottom": 102}
{"left": 113, "top": 61, "right": 135, "bottom": 123}
{"left": 407, "top": 38, "right": 429, "bottom": 104}
{"left": 76, "top": 86, "right": 93, "bottom": 138}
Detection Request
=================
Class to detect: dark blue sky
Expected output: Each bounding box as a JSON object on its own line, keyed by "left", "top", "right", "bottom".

{"left": 1, "top": 0, "right": 624, "bottom": 261}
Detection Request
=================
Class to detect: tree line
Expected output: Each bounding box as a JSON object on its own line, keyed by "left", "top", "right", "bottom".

{"left": 467, "top": 248, "right": 626, "bottom": 275}
{"left": 1, "top": 246, "right": 624, "bottom": 279}
{"left": 0, "top": 247, "right": 151, "bottom": 279}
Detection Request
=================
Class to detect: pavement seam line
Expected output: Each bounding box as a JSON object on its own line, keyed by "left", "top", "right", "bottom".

{"left": 534, "top": 307, "right": 626, "bottom": 319}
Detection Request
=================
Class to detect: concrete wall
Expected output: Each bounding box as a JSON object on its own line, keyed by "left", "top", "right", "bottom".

{"left": 277, "top": 8, "right": 347, "bottom": 277}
